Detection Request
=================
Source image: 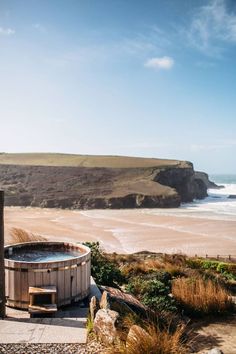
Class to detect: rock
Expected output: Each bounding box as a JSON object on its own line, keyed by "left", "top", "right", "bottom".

{"left": 206, "top": 348, "right": 224, "bottom": 354}
{"left": 109, "top": 298, "right": 136, "bottom": 317}
{"left": 153, "top": 166, "right": 209, "bottom": 202}
{"left": 89, "top": 296, "right": 99, "bottom": 322}
{"left": 126, "top": 325, "right": 152, "bottom": 349}
{"left": 228, "top": 195, "right": 236, "bottom": 199}
{"left": 194, "top": 171, "right": 223, "bottom": 190}
{"left": 93, "top": 309, "right": 119, "bottom": 345}
{"left": 100, "top": 291, "right": 110, "bottom": 310}
{"left": 100, "top": 286, "right": 147, "bottom": 317}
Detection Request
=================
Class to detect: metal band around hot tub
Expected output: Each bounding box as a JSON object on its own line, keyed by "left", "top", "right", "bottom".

{"left": 4, "top": 259, "right": 90, "bottom": 272}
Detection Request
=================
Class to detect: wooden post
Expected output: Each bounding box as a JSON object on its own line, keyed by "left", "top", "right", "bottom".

{"left": 0, "top": 191, "right": 5, "bottom": 318}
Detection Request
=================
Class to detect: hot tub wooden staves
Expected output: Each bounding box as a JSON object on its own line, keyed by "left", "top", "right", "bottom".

{"left": 4, "top": 242, "right": 91, "bottom": 310}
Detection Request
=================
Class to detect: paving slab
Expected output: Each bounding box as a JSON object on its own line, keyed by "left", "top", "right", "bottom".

{"left": 0, "top": 304, "right": 88, "bottom": 344}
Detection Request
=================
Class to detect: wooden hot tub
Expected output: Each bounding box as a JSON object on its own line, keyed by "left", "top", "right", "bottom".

{"left": 4, "top": 241, "right": 91, "bottom": 310}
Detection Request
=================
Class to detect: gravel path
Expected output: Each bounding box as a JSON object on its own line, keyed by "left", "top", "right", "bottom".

{"left": 0, "top": 341, "right": 107, "bottom": 354}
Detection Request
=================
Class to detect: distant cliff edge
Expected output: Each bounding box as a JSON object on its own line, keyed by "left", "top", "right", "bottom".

{"left": 0, "top": 153, "right": 219, "bottom": 209}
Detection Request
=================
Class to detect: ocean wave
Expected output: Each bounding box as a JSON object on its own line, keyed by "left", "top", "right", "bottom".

{"left": 142, "top": 183, "right": 236, "bottom": 221}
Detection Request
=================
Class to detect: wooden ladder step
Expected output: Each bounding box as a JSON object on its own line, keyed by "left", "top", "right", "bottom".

{"left": 29, "top": 304, "right": 57, "bottom": 314}
{"left": 29, "top": 286, "right": 57, "bottom": 294}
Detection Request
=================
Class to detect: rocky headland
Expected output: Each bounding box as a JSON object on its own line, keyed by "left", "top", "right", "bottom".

{"left": 0, "top": 153, "right": 217, "bottom": 209}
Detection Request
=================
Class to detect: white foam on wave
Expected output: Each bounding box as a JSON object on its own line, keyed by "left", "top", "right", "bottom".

{"left": 141, "top": 184, "right": 236, "bottom": 221}
{"left": 188, "top": 184, "right": 236, "bottom": 220}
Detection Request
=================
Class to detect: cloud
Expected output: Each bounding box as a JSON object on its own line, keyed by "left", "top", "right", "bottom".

{"left": 0, "top": 27, "right": 15, "bottom": 36}
{"left": 144, "top": 56, "right": 174, "bottom": 70}
{"left": 187, "top": 0, "right": 236, "bottom": 56}
{"left": 33, "top": 23, "right": 47, "bottom": 33}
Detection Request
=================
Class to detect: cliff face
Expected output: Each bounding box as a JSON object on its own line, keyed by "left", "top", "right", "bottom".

{"left": 153, "top": 166, "right": 209, "bottom": 202}
{"left": 0, "top": 155, "right": 214, "bottom": 209}
{"left": 194, "top": 171, "right": 223, "bottom": 189}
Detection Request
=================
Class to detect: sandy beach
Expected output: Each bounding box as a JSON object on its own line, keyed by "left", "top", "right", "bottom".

{"left": 4, "top": 206, "right": 236, "bottom": 256}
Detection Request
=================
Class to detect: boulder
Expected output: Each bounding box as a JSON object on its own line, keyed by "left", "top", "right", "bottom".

{"left": 93, "top": 309, "right": 119, "bottom": 345}
{"left": 109, "top": 297, "right": 136, "bottom": 317}
{"left": 89, "top": 296, "right": 99, "bottom": 322}
{"left": 100, "top": 286, "right": 147, "bottom": 316}
{"left": 228, "top": 195, "right": 236, "bottom": 199}
{"left": 100, "top": 290, "right": 110, "bottom": 310}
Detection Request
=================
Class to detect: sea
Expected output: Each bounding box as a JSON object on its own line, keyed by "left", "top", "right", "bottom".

{"left": 142, "top": 174, "right": 236, "bottom": 221}
{"left": 189, "top": 174, "right": 236, "bottom": 221}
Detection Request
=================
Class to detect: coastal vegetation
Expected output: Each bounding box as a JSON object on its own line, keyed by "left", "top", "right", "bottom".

{"left": 9, "top": 228, "right": 46, "bottom": 244}
{"left": 83, "top": 241, "right": 125, "bottom": 287}
{"left": 86, "top": 242, "right": 235, "bottom": 353}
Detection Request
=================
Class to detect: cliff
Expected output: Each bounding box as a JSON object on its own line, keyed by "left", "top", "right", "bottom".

{"left": 194, "top": 171, "right": 223, "bottom": 189}
{"left": 0, "top": 153, "right": 215, "bottom": 209}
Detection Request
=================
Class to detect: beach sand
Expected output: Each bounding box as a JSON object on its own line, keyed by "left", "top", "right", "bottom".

{"left": 4, "top": 207, "right": 236, "bottom": 256}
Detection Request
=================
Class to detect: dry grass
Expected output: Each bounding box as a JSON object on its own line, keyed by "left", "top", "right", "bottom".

{"left": 121, "top": 259, "right": 164, "bottom": 277}
{"left": 121, "top": 262, "right": 150, "bottom": 277}
{"left": 9, "top": 227, "right": 46, "bottom": 244}
{"left": 0, "top": 152, "right": 183, "bottom": 168}
{"left": 172, "top": 277, "right": 233, "bottom": 316}
{"left": 162, "top": 254, "right": 187, "bottom": 267}
{"left": 144, "top": 258, "right": 164, "bottom": 270}
{"left": 163, "top": 263, "right": 184, "bottom": 277}
{"left": 113, "top": 323, "right": 187, "bottom": 354}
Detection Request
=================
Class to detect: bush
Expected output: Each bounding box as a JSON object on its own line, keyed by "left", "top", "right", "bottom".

{"left": 187, "top": 259, "right": 236, "bottom": 282}
{"left": 124, "top": 322, "right": 187, "bottom": 354}
{"left": 83, "top": 242, "right": 125, "bottom": 287}
{"left": 126, "top": 277, "right": 177, "bottom": 313}
{"left": 154, "top": 270, "right": 172, "bottom": 284}
{"left": 172, "top": 277, "right": 233, "bottom": 317}
{"left": 201, "top": 260, "right": 219, "bottom": 270}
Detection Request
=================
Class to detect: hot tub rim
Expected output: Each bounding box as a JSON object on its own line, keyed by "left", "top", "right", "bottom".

{"left": 4, "top": 241, "right": 91, "bottom": 265}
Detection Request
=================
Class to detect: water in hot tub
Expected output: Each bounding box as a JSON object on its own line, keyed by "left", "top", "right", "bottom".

{"left": 7, "top": 249, "right": 81, "bottom": 262}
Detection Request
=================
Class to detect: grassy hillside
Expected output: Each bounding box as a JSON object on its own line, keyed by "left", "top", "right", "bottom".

{"left": 0, "top": 153, "right": 204, "bottom": 209}
{"left": 0, "top": 153, "right": 190, "bottom": 169}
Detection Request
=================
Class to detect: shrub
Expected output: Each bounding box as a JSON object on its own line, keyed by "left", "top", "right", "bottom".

{"left": 154, "top": 270, "right": 172, "bottom": 284}
{"left": 201, "top": 260, "right": 219, "bottom": 270}
{"left": 122, "top": 323, "right": 187, "bottom": 354}
{"left": 187, "top": 259, "right": 236, "bottom": 282}
{"left": 186, "top": 258, "right": 202, "bottom": 269}
{"left": 83, "top": 242, "right": 125, "bottom": 287}
{"left": 172, "top": 277, "right": 233, "bottom": 317}
{"left": 126, "top": 277, "right": 145, "bottom": 296}
{"left": 126, "top": 277, "right": 177, "bottom": 313}
{"left": 141, "top": 280, "right": 177, "bottom": 313}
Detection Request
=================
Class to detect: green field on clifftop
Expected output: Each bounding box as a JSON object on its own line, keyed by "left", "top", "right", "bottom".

{"left": 0, "top": 153, "right": 190, "bottom": 169}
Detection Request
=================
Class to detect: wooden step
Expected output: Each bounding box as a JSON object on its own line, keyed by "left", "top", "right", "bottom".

{"left": 29, "top": 286, "right": 57, "bottom": 295}
{"left": 29, "top": 304, "right": 57, "bottom": 314}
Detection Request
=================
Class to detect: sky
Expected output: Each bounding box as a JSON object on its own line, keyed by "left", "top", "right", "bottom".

{"left": 0, "top": 0, "right": 236, "bottom": 174}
